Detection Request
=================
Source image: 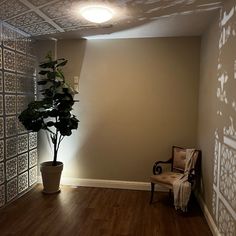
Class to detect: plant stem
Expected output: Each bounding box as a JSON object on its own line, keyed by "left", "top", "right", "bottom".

{"left": 53, "top": 117, "right": 58, "bottom": 166}
{"left": 56, "top": 135, "right": 64, "bottom": 152}
{"left": 53, "top": 132, "right": 58, "bottom": 166}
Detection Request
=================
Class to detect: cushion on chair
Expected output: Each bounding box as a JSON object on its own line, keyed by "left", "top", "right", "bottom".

{"left": 173, "top": 147, "right": 199, "bottom": 172}
{"left": 173, "top": 147, "right": 186, "bottom": 171}
{"left": 150, "top": 172, "right": 183, "bottom": 187}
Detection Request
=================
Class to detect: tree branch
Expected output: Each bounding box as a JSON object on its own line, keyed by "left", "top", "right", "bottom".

{"left": 56, "top": 134, "right": 64, "bottom": 152}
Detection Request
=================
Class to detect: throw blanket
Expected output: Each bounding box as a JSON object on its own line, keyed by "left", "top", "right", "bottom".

{"left": 173, "top": 149, "right": 196, "bottom": 212}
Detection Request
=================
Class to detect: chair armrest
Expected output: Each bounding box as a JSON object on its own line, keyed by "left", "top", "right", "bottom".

{"left": 152, "top": 158, "right": 172, "bottom": 175}
{"left": 188, "top": 168, "right": 196, "bottom": 185}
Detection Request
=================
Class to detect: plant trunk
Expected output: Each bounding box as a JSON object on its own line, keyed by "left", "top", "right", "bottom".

{"left": 53, "top": 150, "right": 57, "bottom": 166}
{"left": 53, "top": 132, "right": 58, "bottom": 166}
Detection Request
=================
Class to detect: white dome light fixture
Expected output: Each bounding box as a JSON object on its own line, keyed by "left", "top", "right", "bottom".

{"left": 80, "top": 5, "right": 113, "bottom": 24}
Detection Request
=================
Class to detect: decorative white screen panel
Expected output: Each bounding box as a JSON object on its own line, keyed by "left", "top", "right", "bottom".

{"left": 0, "top": 22, "right": 37, "bottom": 208}
{"left": 212, "top": 3, "right": 236, "bottom": 235}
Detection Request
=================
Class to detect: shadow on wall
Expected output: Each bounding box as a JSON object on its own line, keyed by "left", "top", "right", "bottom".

{"left": 211, "top": 2, "right": 236, "bottom": 235}
{"left": 37, "top": 39, "right": 87, "bottom": 174}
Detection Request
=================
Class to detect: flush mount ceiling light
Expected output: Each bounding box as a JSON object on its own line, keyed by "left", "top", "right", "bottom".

{"left": 80, "top": 5, "right": 114, "bottom": 23}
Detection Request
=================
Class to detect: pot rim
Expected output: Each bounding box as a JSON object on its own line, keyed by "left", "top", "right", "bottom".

{"left": 40, "top": 161, "right": 63, "bottom": 167}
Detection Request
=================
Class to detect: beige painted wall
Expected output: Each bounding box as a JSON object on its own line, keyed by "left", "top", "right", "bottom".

{"left": 38, "top": 37, "right": 200, "bottom": 182}
{"left": 197, "top": 0, "right": 236, "bottom": 233}
{"left": 197, "top": 14, "right": 219, "bottom": 208}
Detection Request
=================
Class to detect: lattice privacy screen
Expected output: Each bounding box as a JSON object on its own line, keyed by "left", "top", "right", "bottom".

{"left": 0, "top": 22, "right": 37, "bottom": 208}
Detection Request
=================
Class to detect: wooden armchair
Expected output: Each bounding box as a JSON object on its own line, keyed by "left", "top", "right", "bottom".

{"left": 150, "top": 146, "right": 201, "bottom": 204}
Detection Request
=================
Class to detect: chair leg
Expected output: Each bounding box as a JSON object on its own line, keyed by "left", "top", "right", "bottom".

{"left": 169, "top": 189, "right": 172, "bottom": 198}
{"left": 150, "top": 182, "right": 155, "bottom": 204}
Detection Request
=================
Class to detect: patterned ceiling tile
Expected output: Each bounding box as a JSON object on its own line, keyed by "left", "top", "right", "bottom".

{"left": 6, "top": 137, "right": 17, "bottom": 159}
{"left": 0, "top": 47, "right": 2, "bottom": 69}
{"left": 29, "top": 132, "right": 37, "bottom": 150}
{"left": 40, "top": 0, "right": 77, "bottom": 19}
{"left": 6, "top": 12, "right": 45, "bottom": 28}
{"left": 29, "top": 149, "right": 37, "bottom": 168}
{"left": 0, "top": 0, "right": 29, "bottom": 21}
{"left": 0, "top": 72, "right": 2, "bottom": 93}
{"left": 18, "top": 152, "right": 28, "bottom": 174}
{"left": 2, "top": 25, "right": 15, "bottom": 50}
{"left": 0, "top": 0, "right": 222, "bottom": 37}
{"left": 29, "top": 166, "right": 37, "bottom": 186}
{"left": 28, "top": 0, "right": 57, "bottom": 7}
{"left": 5, "top": 116, "right": 17, "bottom": 138}
{"left": 0, "top": 162, "right": 5, "bottom": 185}
{"left": 0, "top": 140, "right": 4, "bottom": 162}
{"left": 17, "top": 95, "right": 29, "bottom": 114}
{"left": 17, "top": 74, "right": 28, "bottom": 94}
{"left": 6, "top": 157, "right": 17, "bottom": 181}
{"left": 0, "top": 184, "right": 5, "bottom": 207}
{"left": 27, "top": 39, "right": 37, "bottom": 57}
{"left": 53, "top": 15, "right": 85, "bottom": 29}
{"left": 19, "top": 75, "right": 33, "bottom": 94}
{"left": 0, "top": 22, "right": 37, "bottom": 210}
{"left": 0, "top": 117, "right": 4, "bottom": 139}
{"left": 18, "top": 171, "right": 28, "bottom": 193}
{"left": 0, "top": 95, "right": 3, "bottom": 116}
{"left": 18, "top": 134, "right": 28, "bottom": 154}
{"left": 16, "top": 53, "right": 26, "bottom": 74}
{"left": 5, "top": 95, "right": 16, "bottom": 115}
{"left": 7, "top": 177, "right": 17, "bottom": 202}
{"left": 25, "top": 57, "right": 36, "bottom": 75}
{"left": 18, "top": 22, "right": 58, "bottom": 36}
{"left": 16, "top": 35, "right": 27, "bottom": 54}
{"left": 4, "top": 72, "right": 16, "bottom": 93}
{"left": 3, "top": 49, "right": 15, "bottom": 72}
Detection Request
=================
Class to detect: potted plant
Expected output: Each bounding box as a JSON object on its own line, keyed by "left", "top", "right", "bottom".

{"left": 19, "top": 52, "right": 79, "bottom": 194}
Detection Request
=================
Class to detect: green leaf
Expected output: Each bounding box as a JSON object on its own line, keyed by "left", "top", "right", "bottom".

{"left": 56, "top": 60, "right": 68, "bottom": 67}
{"left": 47, "top": 71, "right": 56, "bottom": 80}
{"left": 39, "top": 70, "right": 50, "bottom": 75}
{"left": 56, "top": 69, "right": 65, "bottom": 80}
{"left": 37, "top": 80, "right": 48, "bottom": 85}
{"left": 47, "top": 121, "right": 55, "bottom": 127}
{"left": 39, "top": 61, "right": 57, "bottom": 69}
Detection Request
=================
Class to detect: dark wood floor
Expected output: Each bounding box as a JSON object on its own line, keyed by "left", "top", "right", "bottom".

{"left": 0, "top": 184, "right": 212, "bottom": 236}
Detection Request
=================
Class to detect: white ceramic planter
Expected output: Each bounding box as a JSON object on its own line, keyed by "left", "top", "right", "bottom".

{"left": 40, "top": 161, "right": 63, "bottom": 194}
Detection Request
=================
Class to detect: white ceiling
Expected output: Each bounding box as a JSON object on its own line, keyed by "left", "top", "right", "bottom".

{"left": 59, "top": 10, "right": 219, "bottom": 39}
{"left": 0, "top": 0, "right": 222, "bottom": 38}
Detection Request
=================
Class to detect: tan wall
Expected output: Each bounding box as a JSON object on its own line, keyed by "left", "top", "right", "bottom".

{"left": 197, "top": 0, "right": 236, "bottom": 234}
{"left": 197, "top": 14, "right": 219, "bottom": 207}
{"left": 57, "top": 39, "right": 86, "bottom": 86}
{"left": 38, "top": 37, "right": 200, "bottom": 182}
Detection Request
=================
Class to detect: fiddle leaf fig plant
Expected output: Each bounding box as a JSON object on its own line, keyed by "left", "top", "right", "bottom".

{"left": 19, "top": 52, "right": 79, "bottom": 166}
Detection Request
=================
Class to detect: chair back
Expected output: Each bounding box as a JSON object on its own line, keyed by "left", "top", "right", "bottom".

{"left": 172, "top": 146, "right": 201, "bottom": 173}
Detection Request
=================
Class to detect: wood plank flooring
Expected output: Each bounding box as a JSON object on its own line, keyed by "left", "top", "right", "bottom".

{"left": 0, "top": 184, "right": 212, "bottom": 236}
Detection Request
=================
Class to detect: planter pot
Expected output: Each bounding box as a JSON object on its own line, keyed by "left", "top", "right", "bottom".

{"left": 40, "top": 161, "right": 63, "bottom": 194}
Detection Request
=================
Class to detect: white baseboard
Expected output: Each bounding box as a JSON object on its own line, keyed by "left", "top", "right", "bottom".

{"left": 195, "top": 192, "right": 220, "bottom": 236}
{"left": 37, "top": 176, "right": 168, "bottom": 192}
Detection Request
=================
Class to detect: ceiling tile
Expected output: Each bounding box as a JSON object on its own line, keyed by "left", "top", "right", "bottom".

{"left": 27, "top": 0, "right": 57, "bottom": 7}
{"left": 6, "top": 12, "right": 45, "bottom": 27}
{"left": 0, "top": 0, "right": 30, "bottom": 21}
{"left": 53, "top": 15, "right": 86, "bottom": 29}
{"left": 40, "top": 0, "right": 78, "bottom": 19}
{"left": 18, "top": 22, "right": 58, "bottom": 36}
{"left": 0, "top": 0, "right": 222, "bottom": 37}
